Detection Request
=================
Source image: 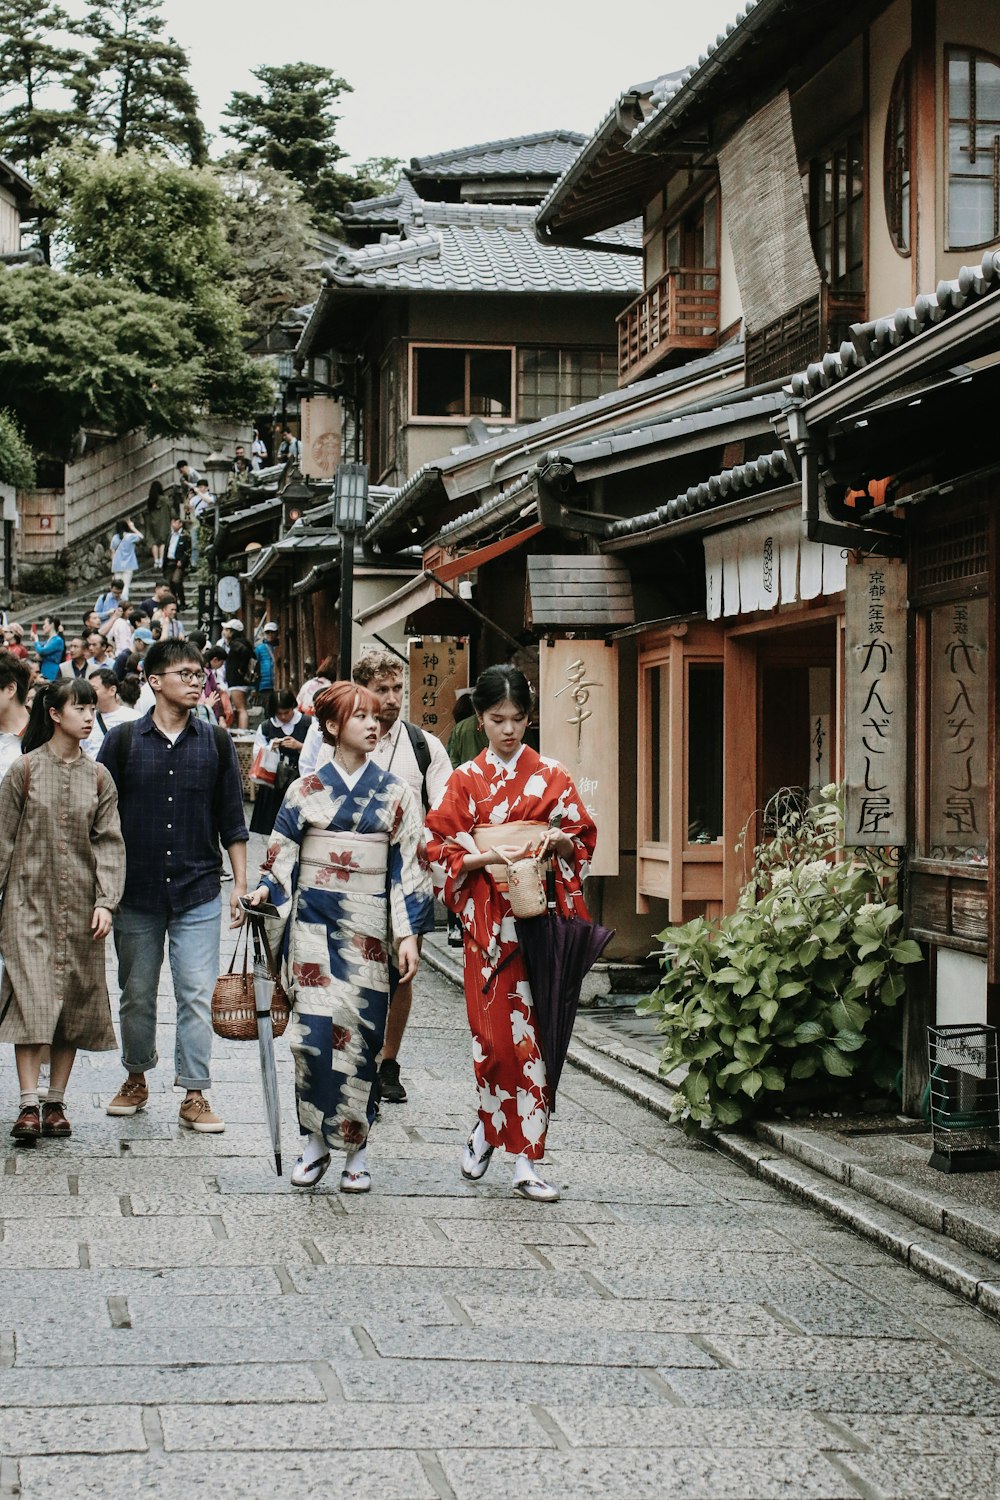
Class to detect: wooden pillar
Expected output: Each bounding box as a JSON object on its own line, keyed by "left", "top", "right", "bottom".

{"left": 722, "top": 631, "right": 758, "bottom": 911}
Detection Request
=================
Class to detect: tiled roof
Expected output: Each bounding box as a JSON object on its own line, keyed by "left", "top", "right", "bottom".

{"left": 318, "top": 214, "right": 641, "bottom": 296}
{"left": 605, "top": 449, "right": 794, "bottom": 539}
{"left": 535, "top": 75, "right": 681, "bottom": 243}
{"left": 788, "top": 250, "right": 1000, "bottom": 400}
{"left": 408, "top": 131, "right": 586, "bottom": 181}
{"left": 627, "top": 0, "right": 787, "bottom": 152}
{"left": 344, "top": 189, "right": 641, "bottom": 249}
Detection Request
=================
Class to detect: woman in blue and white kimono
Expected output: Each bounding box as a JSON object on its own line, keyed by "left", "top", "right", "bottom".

{"left": 247, "top": 681, "right": 434, "bottom": 1194}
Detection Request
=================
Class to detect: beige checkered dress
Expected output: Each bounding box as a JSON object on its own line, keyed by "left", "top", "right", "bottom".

{"left": 0, "top": 744, "right": 125, "bottom": 1050}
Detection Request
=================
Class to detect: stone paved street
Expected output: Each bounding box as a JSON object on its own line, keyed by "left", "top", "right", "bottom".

{"left": 4, "top": 938, "right": 1000, "bottom": 1499}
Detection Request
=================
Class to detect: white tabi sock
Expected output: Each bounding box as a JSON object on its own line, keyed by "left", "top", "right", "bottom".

{"left": 512, "top": 1153, "right": 541, "bottom": 1185}
{"left": 301, "top": 1131, "right": 328, "bottom": 1167}
{"left": 470, "top": 1120, "right": 487, "bottom": 1156}
{"left": 345, "top": 1145, "right": 369, "bottom": 1175}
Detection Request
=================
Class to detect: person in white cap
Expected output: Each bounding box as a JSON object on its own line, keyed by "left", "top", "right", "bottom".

{"left": 221, "top": 620, "right": 254, "bottom": 730}
{"left": 254, "top": 622, "right": 279, "bottom": 713}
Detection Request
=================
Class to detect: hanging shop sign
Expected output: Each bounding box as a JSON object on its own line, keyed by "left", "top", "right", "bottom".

{"left": 300, "top": 397, "right": 342, "bottom": 479}
{"left": 704, "top": 508, "right": 847, "bottom": 618}
{"left": 844, "top": 555, "right": 907, "bottom": 847}
{"left": 407, "top": 638, "right": 468, "bottom": 747}
{"left": 928, "top": 595, "right": 988, "bottom": 857}
{"left": 539, "top": 639, "right": 619, "bottom": 877}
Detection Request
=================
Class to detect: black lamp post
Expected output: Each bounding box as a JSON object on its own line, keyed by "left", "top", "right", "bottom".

{"left": 203, "top": 450, "right": 232, "bottom": 641}
{"left": 334, "top": 460, "right": 368, "bottom": 679}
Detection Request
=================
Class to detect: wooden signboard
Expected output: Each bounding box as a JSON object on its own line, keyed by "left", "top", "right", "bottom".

{"left": 928, "top": 595, "right": 988, "bottom": 855}
{"left": 844, "top": 555, "right": 907, "bottom": 846}
{"left": 407, "top": 638, "right": 468, "bottom": 749}
{"left": 539, "top": 639, "right": 619, "bottom": 877}
{"left": 300, "top": 397, "right": 342, "bottom": 479}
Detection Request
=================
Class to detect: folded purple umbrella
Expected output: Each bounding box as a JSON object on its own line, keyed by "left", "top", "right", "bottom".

{"left": 515, "top": 912, "right": 614, "bottom": 1112}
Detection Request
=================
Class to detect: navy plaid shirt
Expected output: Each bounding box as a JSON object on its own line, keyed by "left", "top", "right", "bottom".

{"left": 98, "top": 710, "right": 248, "bottom": 914}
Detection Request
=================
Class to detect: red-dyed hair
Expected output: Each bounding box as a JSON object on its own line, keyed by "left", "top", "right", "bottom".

{"left": 313, "top": 680, "right": 379, "bottom": 743}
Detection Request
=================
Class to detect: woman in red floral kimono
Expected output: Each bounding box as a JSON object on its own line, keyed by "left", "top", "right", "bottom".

{"left": 425, "top": 664, "right": 596, "bottom": 1202}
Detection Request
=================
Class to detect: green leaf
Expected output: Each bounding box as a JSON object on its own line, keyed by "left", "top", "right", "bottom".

{"left": 790, "top": 1055, "right": 818, "bottom": 1079}
{"left": 833, "top": 1029, "right": 866, "bottom": 1052}
{"left": 775, "top": 981, "right": 806, "bottom": 999}
{"left": 891, "top": 940, "right": 924, "bottom": 964}
{"left": 758, "top": 998, "right": 779, "bottom": 1024}
{"left": 736, "top": 1025, "right": 759, "bottom": 1042}
{"left": 852, "top": 960, "right": 885, "bottom": 991}
{"left": 821, "top": 1044, "right": 854, "bottom": 1077}
{"left": 759, "top": 1067, "right": 786, "bottom": 1091}
{"left": 686, "top": 1070, "right": 709, "bottom": 1105}
{"left": 794, "top": 1021, "right": 826, "bottom": 1044}
{"left": 712, "top": 1098, "right": 744, "bottom": 1126}
{"left": 740, "top": 1070, "right": 763, "bottom": 1098}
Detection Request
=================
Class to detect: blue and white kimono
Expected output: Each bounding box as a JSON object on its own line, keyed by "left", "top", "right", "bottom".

{"left": 259, "top": 761, "right": 434, "bottom": 1153}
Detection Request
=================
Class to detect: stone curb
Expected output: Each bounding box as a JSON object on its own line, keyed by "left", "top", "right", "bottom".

{"left": 421, "top": 936, "right": 1000, "bottom": 1314}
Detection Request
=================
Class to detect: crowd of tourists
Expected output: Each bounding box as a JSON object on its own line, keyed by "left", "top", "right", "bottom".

{"left": 0, "top": 632, "right": 597, "bottom": 1204}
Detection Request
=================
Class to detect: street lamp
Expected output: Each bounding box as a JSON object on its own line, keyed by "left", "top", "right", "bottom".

{"left": 334, "top": 460, "right": 368, "bottom": 679}
{"left": 203, "top": 450, "right": 232, "bottom": 641}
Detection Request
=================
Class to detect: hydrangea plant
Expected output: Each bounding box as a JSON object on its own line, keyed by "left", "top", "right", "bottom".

{"left": 638, "top": 786, "right": 923, "bottom": 1130}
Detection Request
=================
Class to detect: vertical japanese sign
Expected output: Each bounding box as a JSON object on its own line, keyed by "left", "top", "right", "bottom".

{"left": 407, "top": 639, "right": 468, "bottom": 748}
{"left": 928, "top": 596, "right": 988, "bottom": 855}
{"left": 299, "top": 397, "right": 342, "bottom": 479}
{"left": 539, "top": 639, "right": 619, "bottom": 877}
{"left": 845, "top": 556, "right": 907, "bottom": 846}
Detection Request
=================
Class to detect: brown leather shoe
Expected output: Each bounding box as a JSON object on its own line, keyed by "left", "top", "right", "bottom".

{"left": 178, "top": 1096, "right": 225, "bottom": 1133}
{"left": 41, "top": 1101, "right": 71, "bottom": 1137}
{"left": 107, "top": 1077, "right": 149, "bottom": 1116}
{"left": 10, "top": 1105, "right": 40, "bottom": 1140}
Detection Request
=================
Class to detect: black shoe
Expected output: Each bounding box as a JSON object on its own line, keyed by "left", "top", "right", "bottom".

{"left": 377, "top": 1058, "right": 407, "bottom": 1104}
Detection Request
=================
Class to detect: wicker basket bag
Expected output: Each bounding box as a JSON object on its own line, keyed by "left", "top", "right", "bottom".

{"left": 212, "top": 925, "right": 291, "bottom": 1041}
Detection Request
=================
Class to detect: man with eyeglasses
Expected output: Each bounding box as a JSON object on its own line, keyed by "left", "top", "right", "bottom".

{"left": 98, "top": 639, "right": 248, "bottom": 1134}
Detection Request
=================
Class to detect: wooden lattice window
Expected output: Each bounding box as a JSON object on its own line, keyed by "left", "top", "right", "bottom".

{"left": 912, "top": 513, "right": 988, "bottom": 602}
{"left": 884, "top": 54, "right": 911, "bottom": 254}
{"left": 947, "top": 47, "right": 1000, "bottom": 250}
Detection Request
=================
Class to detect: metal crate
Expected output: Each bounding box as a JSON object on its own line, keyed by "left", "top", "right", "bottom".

{"left": 927, "top": 1024, "right": 1000, "bottom": 1173}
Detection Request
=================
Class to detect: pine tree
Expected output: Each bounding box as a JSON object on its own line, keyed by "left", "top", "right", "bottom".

{"left": 220, "top": 61, "right": 355, "bottom": 229}
{"left": 76, "top": 0, "right": 206, "bottom": 164}
{"left": 0, "top": 1, "right": 88, "bottom": 166}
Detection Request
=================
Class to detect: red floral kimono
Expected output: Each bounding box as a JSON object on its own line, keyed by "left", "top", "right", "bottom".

{"left": 425, "top": 744, "right": 596, "bottom": 1159}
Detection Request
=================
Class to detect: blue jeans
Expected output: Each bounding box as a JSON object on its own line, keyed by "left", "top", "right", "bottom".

{"left": 114, "top": 896, "right": 222, "bottom": 1091}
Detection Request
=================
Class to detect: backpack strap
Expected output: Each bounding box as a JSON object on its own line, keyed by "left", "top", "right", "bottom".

{"left": 115, "top": 720, "right": 135, "bottom": 785}
{"left": 403, "top": 720, "right": 432, "bottom": 811}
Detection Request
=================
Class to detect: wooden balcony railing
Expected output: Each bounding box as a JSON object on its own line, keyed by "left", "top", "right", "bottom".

{"left": 617, "top": 267, "right": 721, "bottom": 385}
{"left": 744, "top": 286, "right": 866, "bottom": 387}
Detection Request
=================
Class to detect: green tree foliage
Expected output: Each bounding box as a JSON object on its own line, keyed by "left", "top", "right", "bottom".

{"left": 75, "top": 0, "right": 205, "bottom": 164}
{"left": 0, "top": 1, "right": 88, "bottom": 165}
{"left": 638, "top": 788, "right": 924, "bottom": 1131}
{"left": 0, "top": 408, "right": 36, "bottom": 487}
{"left": 36, "top": 148, "right": 268, "bottom": 404}
{"left": 0, "top": 263, "right": 266, "bottom": 455}
{"left": 350, "top": 156, "right": 404, "bottom": 201}
{"left": 216, "top": 160, "right": 315, "bottom": 332}
{"left": 221, "top": 61, "right": 361, "bottom": 229}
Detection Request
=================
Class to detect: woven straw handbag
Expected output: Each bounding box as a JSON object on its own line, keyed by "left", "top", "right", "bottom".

{"left": 212, "top": 926, "right": 291, "bottom": 1041}
{"left": 504, "top": 854, "right": 548, "bottom": 918}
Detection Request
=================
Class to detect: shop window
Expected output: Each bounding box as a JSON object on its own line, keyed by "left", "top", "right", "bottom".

{"left": 884, "top": 55, "right": 912, "bottom": 254}
{"left": 410, "top": 345, "right": 513, "bottom": 420}
{"left": 947, "top": 47, "right": 1000, "bottom": 250}
{"left": 517, "top": 348, "right": 617, "bottom": 421}
{"left": 688, "top": 664, "right": 723, "bottom": 842}
{"left": 810, "top": 129, "right": 864, "bottom": 293}
{"left": 638, "top": 629, "right": 725, "bottom": 918}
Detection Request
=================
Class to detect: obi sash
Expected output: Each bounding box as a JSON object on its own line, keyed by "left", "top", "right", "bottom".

{"left": 472, "top": 820, "right": 547, "bottom": 893}
{"left": 299, "top": 828, "right": 388, "bottom": 896}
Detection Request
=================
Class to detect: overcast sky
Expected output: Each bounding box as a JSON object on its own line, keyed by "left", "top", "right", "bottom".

{"left": 153, "top": 0, "right": 742, "bottom": 166}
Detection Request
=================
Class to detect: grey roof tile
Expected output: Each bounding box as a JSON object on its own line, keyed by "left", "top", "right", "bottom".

{"left": 788, "top": 250, "right": 1000, "bottom": 401}
{"left": 320, "top": 214, "right": 641, "bottom": 297}
{"left": 408, "top": 130, "right": 586, "bottom": 180}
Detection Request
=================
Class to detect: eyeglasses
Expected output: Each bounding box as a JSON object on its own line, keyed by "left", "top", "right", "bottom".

{"left": 159, "top": 669, "right": 206, "bottom": 685}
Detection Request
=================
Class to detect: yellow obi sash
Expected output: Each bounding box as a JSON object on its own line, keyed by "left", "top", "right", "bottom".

{"left": 472, "top": 820, "right": 548, "bottom": 893}
{"left": 299, "top": 829, "right": 388, "bottom": 896}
